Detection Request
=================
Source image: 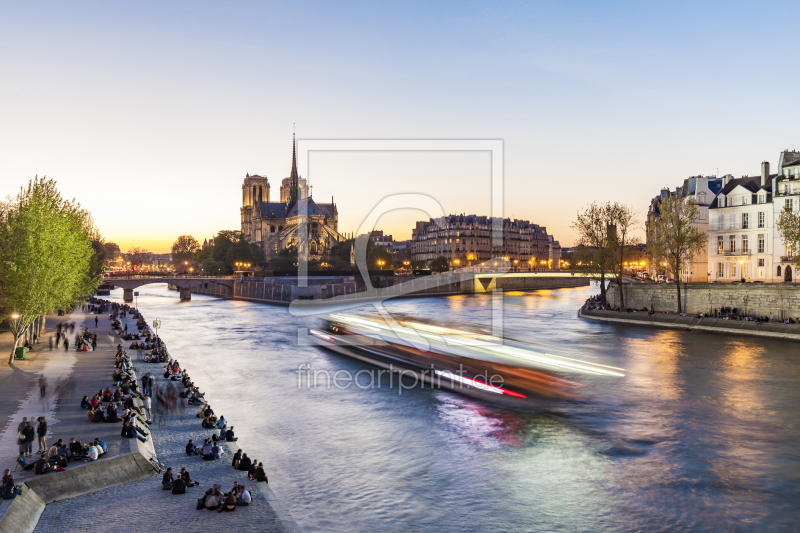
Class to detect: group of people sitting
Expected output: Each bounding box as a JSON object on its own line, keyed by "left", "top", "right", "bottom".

{"left": 231, "top": 450, "right": 268, "bottom": 483}
{"left": 162, "top": 466, "right": 199, "bottom": 493}
{"left": 14, "top": 437, "right": 108, "bottom": 478}
{"left": 196, "top": 482, "right": 251, "bottom": 511}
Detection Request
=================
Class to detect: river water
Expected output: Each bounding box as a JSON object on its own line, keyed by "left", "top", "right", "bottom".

{"left": 109, "top": 284, "right": 800, "bottom": 532}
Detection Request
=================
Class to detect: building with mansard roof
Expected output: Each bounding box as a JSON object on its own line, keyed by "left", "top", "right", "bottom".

{"left": 411, "top": 214, "right": 561, "bottom": 271}
{"left": 240, "top": 134, "right": 343, "bottom": 259}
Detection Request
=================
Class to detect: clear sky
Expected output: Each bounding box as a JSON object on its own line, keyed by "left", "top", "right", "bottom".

{"left": 2, "top": 1, "right": 799, "bottom": 252}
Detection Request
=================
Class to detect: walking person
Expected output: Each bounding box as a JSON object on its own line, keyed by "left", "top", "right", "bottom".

{"left": 95, "top": 316, "right": 98, "bottom": 327}
{"left": 36, "top": 417, "right": 47, "bottom": 455}
{"left": 21, "top": 421, "right": 34, "bottom": 458}
{"left": 143, "top": 395, "right": 152, "bottom": 423}
{"left": 39, "top": 376, "right": 47, "bottom": 398}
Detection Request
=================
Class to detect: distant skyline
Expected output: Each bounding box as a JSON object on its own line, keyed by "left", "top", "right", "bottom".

{"left": 2, "top": 1, "right": 799, "bottom": 253}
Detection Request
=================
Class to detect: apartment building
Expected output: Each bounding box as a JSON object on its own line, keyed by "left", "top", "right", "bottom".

{"left": 708, "top": 163, "right": 773, "bottom": 282}
{"left": 411, "top": 214, "right": 560, "bottom": 271}
{"left": 646, "top": 175, "right": 722, "bottom": 282}
{"left": 772, "top": 151, "right": 800, "bottom": 281}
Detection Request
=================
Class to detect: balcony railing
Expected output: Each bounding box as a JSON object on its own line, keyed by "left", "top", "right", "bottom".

{"left": 723, "top": 250, "right": 751, "bottom": 256}
{"left": 781, "top": 256, "right": 795, "bottom": 262}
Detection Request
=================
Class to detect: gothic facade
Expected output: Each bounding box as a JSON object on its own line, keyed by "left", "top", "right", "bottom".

{"left": 241, "top": 135, "right": 343, "bottom": 260}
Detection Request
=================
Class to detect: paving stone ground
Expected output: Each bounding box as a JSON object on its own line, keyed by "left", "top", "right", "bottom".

{"left": 34, "top": 310, "right": 288, "bottom": 533}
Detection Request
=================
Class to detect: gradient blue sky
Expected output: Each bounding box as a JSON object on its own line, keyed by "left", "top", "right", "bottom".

{"left": 2, "top": 1, "right": 799, "bottom": 252}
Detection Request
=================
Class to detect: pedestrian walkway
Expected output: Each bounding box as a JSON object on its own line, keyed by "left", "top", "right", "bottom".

{"left": 0, "top": 307, "right": 144, "bottom": 484}
{"left": 35, "top": 347, "right": 291, "bottom": 531}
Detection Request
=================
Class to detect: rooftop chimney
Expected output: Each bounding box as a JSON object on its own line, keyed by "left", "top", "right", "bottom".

{"left": 761, "top": 161, "right": 769, "bottom": 187}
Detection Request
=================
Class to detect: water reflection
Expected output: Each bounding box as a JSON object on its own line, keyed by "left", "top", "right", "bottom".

{"left": 106, "top": 283, "right": 800, "bottom": 532}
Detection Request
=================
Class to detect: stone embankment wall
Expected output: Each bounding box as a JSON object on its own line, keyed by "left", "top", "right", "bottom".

{"left": 608, "top": 283, "right": 800, "bottom": 319}
{"left": 188, "top": 274, "right": 589, "bottom": 304}
{"left": 580, "top": 308, "right": 800, "bottom": 341}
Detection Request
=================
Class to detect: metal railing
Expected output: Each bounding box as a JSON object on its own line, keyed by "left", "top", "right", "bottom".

{"left": 723, "top": 250, "right": 751, "bottom": 256}
{"left": 780, "top": 256, "right": 795, "bottom": 262}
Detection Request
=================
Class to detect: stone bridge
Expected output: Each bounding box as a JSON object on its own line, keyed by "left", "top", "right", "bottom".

{"left": 102, "top": 276, "right": 236, "bottom": 301}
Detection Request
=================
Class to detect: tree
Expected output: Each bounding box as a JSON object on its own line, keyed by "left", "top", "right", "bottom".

{"left": 571, "top": 202, "right": 616, "bottom": 306}
{"left": 0, "top": 177, "right": 97, "bottom": 364}
{"left": 368, "top": 245, "right": 393, "bottom": 270}
{"left": 171, "top": 235, "right": 200, "bottom": 266}
{"left": 201, "top": 258, "right": 226, "bottom": 275}
{"left": 127, "top": 247, "right": 150, "bottom": 268}
{"left": 648, "top": 196, "right": 707, "bottom": 314}
{"left": 430, "top": 256, "right": 449, "bottom": 273}
{"left": 776, "top": 205, "right": 800, "bottom": 267}
{"left": 607, "top": 203, "right": 640, "bottom": 310}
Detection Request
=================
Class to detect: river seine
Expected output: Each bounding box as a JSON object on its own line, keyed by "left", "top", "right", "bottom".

{"left": 109, "top": 283, "right": 799, "bottom": 532}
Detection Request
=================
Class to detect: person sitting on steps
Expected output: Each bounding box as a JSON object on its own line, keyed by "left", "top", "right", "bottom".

{"left": 225, "top": 426, "right": 238, "bottom": 442}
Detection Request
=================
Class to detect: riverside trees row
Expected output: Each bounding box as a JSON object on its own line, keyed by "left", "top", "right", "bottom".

{"left": 0, "top": 177, "right": 105, "bottom": 364}
{"left": 572, "top": 197, "right": 707, "bottom": 314}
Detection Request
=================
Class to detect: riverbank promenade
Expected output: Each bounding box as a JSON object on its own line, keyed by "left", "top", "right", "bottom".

{"left": 1, "top": 308, "right": 297, "bottom": 532}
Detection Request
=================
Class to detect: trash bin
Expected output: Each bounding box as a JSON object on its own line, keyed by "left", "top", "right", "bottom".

{"left": 14, "top": 347, "right": 26, "bottom": 360}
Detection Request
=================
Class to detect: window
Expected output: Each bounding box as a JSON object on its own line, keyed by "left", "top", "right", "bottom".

{"left": 729, "top": 235, "right": 736, "bottom": 253}
{"left": 731, "top": 264, "right": 737, "bottom": 278}
{"left": 717, "top": 236, "right": 724, "bottom": 254}
{"left": 729, "top": 213, "right": 735, "bottom": 228}
{"left": 742, "top": 235, "right": 749, "bottom": 253}
{"left": 717, "top": 215, "right": 724, "bottom": 230}
{"left": 778, "top": 265, "right": 782, "bottom": 277}
{"left": 758, "top": 194, "right": 765, "bottom": 204}
{"left": 718, "top": 197, "right": 725, "bottom": 207}
{"left": 717, "top": 262, "right": 724, "bottom": 277}
{"left": 743, "top": 195, "right": 750, "bottom": 205}
{"left": 787, "top": 198, "right": 794, "bottom": 211}
{"left": 758, "top": 235, "right": 765, "bottom": 254}
{"left": 743, "top": 263, "right": 749, "bottom": 278}
{"left": 742, "top": 213, "right": 749, "bottom": 229}
{"left": 758, "top": 258, "right": 765, "bottom": 267}
{"left": 758, "top": 211, "right": 765, "bottom": 228}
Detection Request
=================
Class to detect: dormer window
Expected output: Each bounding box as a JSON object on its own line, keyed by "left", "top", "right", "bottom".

{"left": 718, "top": 196, "right": 725, "bottom": 207}
{"left": 758, "top": 194, "right": 765, "bottom": 204}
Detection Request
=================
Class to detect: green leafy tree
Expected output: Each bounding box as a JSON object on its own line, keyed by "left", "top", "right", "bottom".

{"left": 201, "top": 258, "right": 226, "bottom": 275}
{"left": 430, "top": 256, "right": 449, "bottom": 273}
{"left": 648, "top": 196, "right": 707, "bottom": 314}
{"left": 368, "top": 245, "right": 393, "bottom": 270}
{"left": 171, "top": 235, "right": 201, "bottom": 266}
{"left": 0, "top": 177, "right": 97, "bottom": 364}
{"left": 776, "top": 206, "right": 800, "bottom": 267}
{"left": 330, "top": 239, "right": 354, "bottom": 263}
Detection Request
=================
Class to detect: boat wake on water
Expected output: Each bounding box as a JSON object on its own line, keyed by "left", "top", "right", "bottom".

{"left": 309, "top": 312, "right": 625, "bottom": 407}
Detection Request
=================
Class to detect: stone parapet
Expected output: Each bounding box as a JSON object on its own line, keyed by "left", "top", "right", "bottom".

{"left": 607, "top": 283, "right": 800, "bottom": 320}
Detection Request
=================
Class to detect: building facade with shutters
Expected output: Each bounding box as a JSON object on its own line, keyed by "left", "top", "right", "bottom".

{"left": 772, "top": 150, "right": 800, "bottom": 282}
{"left": 411, "top": 214, "right": 561, "bottom": 271}
{"left": 707, "top": 163, "right": 773, "bottom": 282}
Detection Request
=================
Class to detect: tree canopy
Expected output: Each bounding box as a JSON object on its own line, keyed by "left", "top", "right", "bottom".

{"left": 0, "top": 176, "right": 99, "bottom": 363}
{"left": 776, "top": 205, "right": 800, "bottom": 267}
{"left": 171, "top": 235, "right": 200, "bottom": 265}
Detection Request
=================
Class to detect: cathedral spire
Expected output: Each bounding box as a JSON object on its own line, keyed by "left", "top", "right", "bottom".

{"left": 287, "top": 128, "right": 301, "bottom": 210}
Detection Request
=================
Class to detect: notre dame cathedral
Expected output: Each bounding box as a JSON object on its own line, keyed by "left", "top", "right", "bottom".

{"left": 240, "top": 134, "right": 343, "bottom": 260}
